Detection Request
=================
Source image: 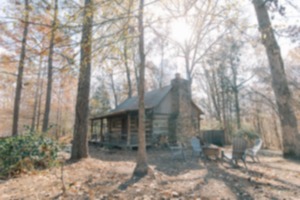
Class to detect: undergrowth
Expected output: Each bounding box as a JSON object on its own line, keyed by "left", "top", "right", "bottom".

{"left": 0, "top": 133, "right": 60, "bottom": 179}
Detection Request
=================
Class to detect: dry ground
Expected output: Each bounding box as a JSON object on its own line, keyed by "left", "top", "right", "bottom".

{"left": 0, "top": 145, "right": 300, "bottom": 200}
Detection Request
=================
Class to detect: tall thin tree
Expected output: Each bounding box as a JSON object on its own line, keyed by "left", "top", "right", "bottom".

{"left": 42, "top": 0, "right": 58, "bottom": 132}
{"left": 253, "top": 0, "right": 300, "bottom": 156}
{"left": 71, "top": 0, "right": 94, "bottom": 160}
{"left": 31, "top": 55, "right": 43, "bottom": 132}
{"left": 123, "top": 0, "right": 134, "bottom": 98}
{"left": 133, "top": 0, "right": 149, "bottom": 177}
{"left": 123, "top": 40, "right": 133, "bottom": 98}
{"left": 12, "top": 0, "right": 30, "bottom": 136}
{"left": 109, "top": 73, "right": 118, "bottom": 108}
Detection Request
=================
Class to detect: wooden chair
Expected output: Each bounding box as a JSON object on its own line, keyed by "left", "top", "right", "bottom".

{"left": 222, "top": 137, "right": 248, "bottom": 169}
{"left": 169, "top": 143, "right": 185, "bottom": 161}
{"left": 190, "top": 137, "right": 203, "bottom": 158}
{"left": 246, "top": 138, "right": 263, "bottom": 162}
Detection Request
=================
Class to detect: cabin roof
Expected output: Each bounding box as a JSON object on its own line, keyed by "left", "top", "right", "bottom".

{"left": 113, "top": 85, "right": 172, "bottom": 112}
{"left": 91, "top": 84, "right": 203, "bottom": 120}
{"left": 91, "top": 86, "right": 172, "bottom": 119}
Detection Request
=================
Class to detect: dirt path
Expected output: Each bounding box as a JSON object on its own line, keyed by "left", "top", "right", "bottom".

{"left": 0, "top": 146, "right": 299, "bottom": 199}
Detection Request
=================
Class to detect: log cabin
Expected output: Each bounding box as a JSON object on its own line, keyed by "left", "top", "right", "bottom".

{"left": 90, "top": 73, "right": 203, "bottom": 148}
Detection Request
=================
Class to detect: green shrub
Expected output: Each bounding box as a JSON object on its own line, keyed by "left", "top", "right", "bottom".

{"left": 0, "top": 133, "right": 60, "bottom": 178}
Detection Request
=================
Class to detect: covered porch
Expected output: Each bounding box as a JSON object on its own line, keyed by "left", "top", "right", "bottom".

{"left": 89, "top": 110, "right": 152, "bottom": 149}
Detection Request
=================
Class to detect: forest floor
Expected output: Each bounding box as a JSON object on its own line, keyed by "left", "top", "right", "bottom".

{"left": 0, "top": 145, "right": 300, "bottom": 200}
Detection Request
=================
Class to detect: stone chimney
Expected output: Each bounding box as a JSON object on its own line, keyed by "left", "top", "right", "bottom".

{"left": 175, "top": 73, "right": 181, "bottom": 79}
{"left": 171, "top": 73, "right": 191, "bottom": 113}
{"left": 169, "top": 73, "right": 193, "bottom": 144}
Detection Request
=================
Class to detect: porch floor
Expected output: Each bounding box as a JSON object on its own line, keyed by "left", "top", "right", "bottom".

{"left": 88, "top": 139, "right": 151, "bottom": 149}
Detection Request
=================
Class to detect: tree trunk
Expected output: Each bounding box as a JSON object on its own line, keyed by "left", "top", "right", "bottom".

{"left": 42, "top": 0, "right": 58, "bottom": 132}
{"left": 205, "top": 69, "right": 221, "bottom": 123}
{"left": 184, "top": 51, "right": 193, "bottom": 97}
{"left": 109, "top": 73, "right": 118, "bottom": 108}
{"left": 233, "top": 88, "right": 241, "bottom": 129}
{"left": 36, "top": 66, "right": 45, "bottom": 131}
{"left": 231, "top": 58, "right": 241, "bottom": 129}
{"left": 31, "top": 55, "right": 43, "bottom": 132}
{"left": 220, "top": 67, "right": 228, "bottom": 141}
{"left": 253, "top": 0, "right": 300, "bottom": 156}
{"left": 71, "top": 0, "right": 93, "bottom": 160}
{"left": 123, "top": 40, "right": 132, "bottom": 98}
{"left": 133, "top": 0, "right": 149, "bottom": 177}
{"left": 55, "top": 86, "right": 62, "bottom": 139}
{"left": 12, "top": 0, "right": 29, "bottom": 136}
{"left": 159, "top": 42, "right": 165, "bottom": 89}
{"left": 255, "top": 105, "right": 262, "bottom": 136}
{"left": 221, "top": 90, "right": 231, "bottom": 141}
{"left": 272, "top": 112, "right": 282, "bottom": 150}
{"left": 134, "top": 54, "right": 140, "bottom": 92}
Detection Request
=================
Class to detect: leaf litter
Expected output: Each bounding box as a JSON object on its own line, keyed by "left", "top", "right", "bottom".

{"left": 0, "top": 145, "right": 299, "bottom": 199}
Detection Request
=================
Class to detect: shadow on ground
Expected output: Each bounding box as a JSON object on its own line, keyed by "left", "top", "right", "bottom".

{"left": 88, "top": 145, "right": 300, "bottom": 199}
{"left": 89, "top": 145, "right": 205, "bottom": 176}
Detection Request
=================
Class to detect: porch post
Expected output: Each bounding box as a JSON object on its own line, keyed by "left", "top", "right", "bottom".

{"left": 127, "top": 113, "right": 131, "bottom": 146}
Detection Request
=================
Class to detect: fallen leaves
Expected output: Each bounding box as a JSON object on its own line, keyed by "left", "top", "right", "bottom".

{"left": 0, "top": 147, "right": 299, "bottom": 200}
